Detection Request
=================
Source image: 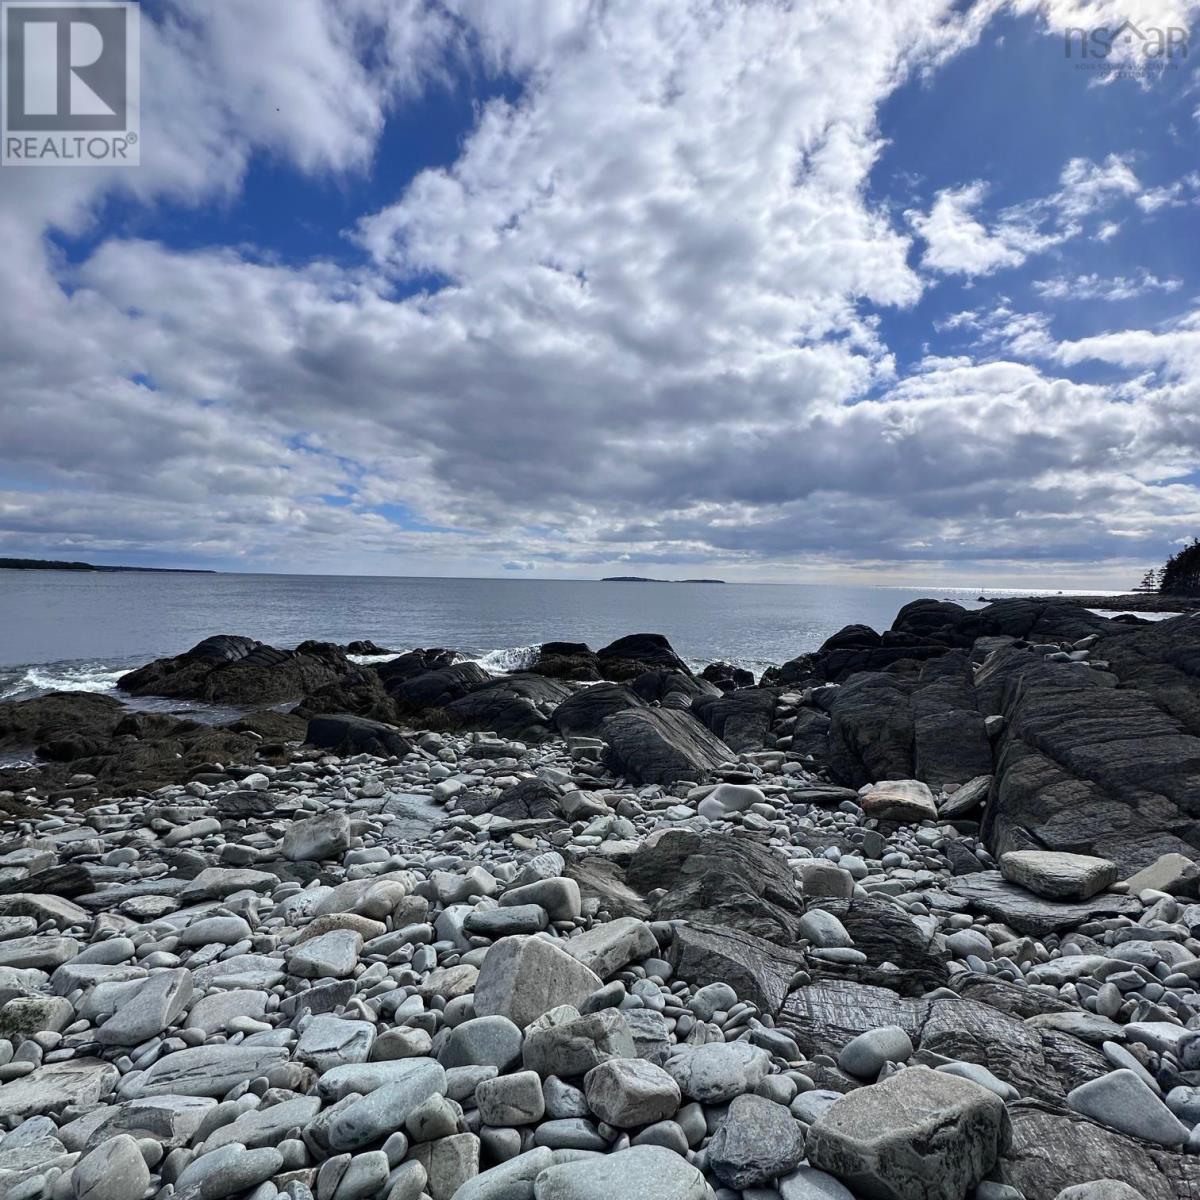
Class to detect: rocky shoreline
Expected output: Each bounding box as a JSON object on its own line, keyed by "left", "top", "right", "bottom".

{"left": 994, "top": 592, "right": 1200, "bottom": 614}
{"left": 0, "top": 598, "right": 1198, "bottom": 1199}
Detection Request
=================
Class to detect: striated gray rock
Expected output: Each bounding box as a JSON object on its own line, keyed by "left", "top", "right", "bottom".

{"left": 947, "top": 872, "right": 1141, "bottom": 937}
{"left": 95, "top": 968, "right": 192, "bottom": 1046}
{"left": 667, "top": 921, "right": 808, "bottom": 1015}
{"left": 998, "top": 1101, "right": 1200, "bottom": 1200}
{"left": 600, "top": 707, "right": 733, "bottom": 785}
{"left": 0, "top": 1059, "right": 118, "bottom": 1120}
{"left": 126, "top": 1044, "right": 289, "bottom": 1098}
{"left": 628, "top": 831, "right": 804, "bottom": 942}
{"left": 563, "top": 916, "right": 658, "bottom": 978}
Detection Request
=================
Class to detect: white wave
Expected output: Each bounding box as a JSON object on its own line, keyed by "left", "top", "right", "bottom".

{"left": 0, "top": 662, "right": 125, "bottom": 701}
{"left": 473, "top": 645, "right": 541, "bottom": 674}
{"left": 347, "top": 653, "right": 401, "bottom": 665}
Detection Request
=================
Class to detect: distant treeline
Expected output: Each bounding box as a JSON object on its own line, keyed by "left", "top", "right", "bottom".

{"left": 0, "top": 557, "right": 214, "bottom": 574}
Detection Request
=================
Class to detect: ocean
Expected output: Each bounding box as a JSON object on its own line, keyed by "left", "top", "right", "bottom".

{"left": 0, "top": 570, "right": 1112, "bottom": 704}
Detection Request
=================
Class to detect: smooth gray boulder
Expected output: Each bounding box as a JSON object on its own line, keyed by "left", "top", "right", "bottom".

{"left": 563, "top": 917, "right": 658, "bottom": 978}
{"left": 322, "top": 1060, "right": 448, "bottom": 1152}
{"left": 174, "top": 1143, "right": 284, "bottom": 1199}
{"left": 474, "top": 935, "right": 601, "bottom": 1029}
{"left": 807, "top": 1067, "right": 1009, "bottom": 1200}
{"left": 453, "top": 1149, "right": 554, "bottom": 1200}
{"left": 533, "top": 1144, "right": 707, "bottom": 1200}
{"left": 1066, "top": 1070, "right": 1188, "bottom": 1147}
{"left": 294, "top": 1015, "right": 376, "bottom": 1072}
{"left": 475, "top": 1070, "right": 545, "bottom": 1126}
{"left": 836, "top": 1025, "right": 914, "bottom": 1079}
{"left": 72, "top": 1133, "right": 149, "bottom": 1200}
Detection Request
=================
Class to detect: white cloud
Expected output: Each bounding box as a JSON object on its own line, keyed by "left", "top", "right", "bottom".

{"left": 2, "top": 0, "right": 1200, "bottom": 577}
{"left": 1034, "top": 270, "right": 1183, "bottom": 300}
{"left": 908, "top": 184, "right": 1040, "bottom": 276}
{"left": 910, "top": 152, "right": 1159, "bottom": 279}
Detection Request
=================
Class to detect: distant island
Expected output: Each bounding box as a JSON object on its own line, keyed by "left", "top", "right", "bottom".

{"left": 601, "top": 575, "right": 727, "bottom": 583}
{"left": 0, "top": 557, "right": 214, "bottom": 574}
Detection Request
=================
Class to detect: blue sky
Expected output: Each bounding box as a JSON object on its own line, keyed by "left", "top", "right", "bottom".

{"left": 3, "top": 0, "right": 1200, "bottom": 587}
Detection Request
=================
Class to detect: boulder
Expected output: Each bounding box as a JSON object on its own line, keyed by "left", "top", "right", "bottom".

{"left": 443, "top": 674, "right": 572, "bottom": 742}
{"left": 304, "top": 714, "right": 412, "bottom": 757}
{"left": 983, "top": 652, "right": 1200, "bottom": 874}
{"left": 119, "top": 635, "right": 351, "bottom": 705}
{"left": 708, "top": 1093, "right": 807, "bottom": 1188}
{"left": 600, "top": 707, "right": 733, "bottom": 785}
{"left": 860, "top": 779, "right": 938, "bottom": 824}
{"left": 532, "top": 1145, "right": 707, "bottom": 1200}
{"left": 384, "top": 662, "right": 492, "bottom": 708}
{"left": 664, "top": 1041, "right": 770, "bottom": 1103}
{"left": 692, "top": 689, "right": 778, "bottom": 752}
{"left": 807, "top": 1067, "right": 1009, "bottom": 1200}
{"left": 473, "top": 936, "right": 601, "bottom": 1029}
{"left": 553, "top": 684, "right": 647, "bottom": 739}
{"left": 627, "top": 831, "right": 804, "bottom": 942}
{"left": 948, "top": 872, "right": 1141, "bottom": 937}
{"left": 667, "top": 922, "right": 808, "bottom": 1016}
{"left": 563, "top": 917, "right": 658, "bottom": 979}
{"left": 282, "top": 810, "right": 352, "bottom": 861}
{"left": 596, "top": 634, "right": 692, "bottom": 680}
{"left": 522, "top": 1008, "right": 637, "bottom": 1078}
{"left": 583, "top": 1058, "right": 681, "bottom": 1127}
{"left": 1000, "top": 851, "right": 1119, "bottom": 901}
{"left": 997, "top": 1100, "right": 1200, "bottom": 1200}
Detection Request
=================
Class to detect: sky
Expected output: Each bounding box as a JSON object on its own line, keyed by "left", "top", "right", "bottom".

{"left": 2, "top": 0, "right": 1200, "bottom": 588}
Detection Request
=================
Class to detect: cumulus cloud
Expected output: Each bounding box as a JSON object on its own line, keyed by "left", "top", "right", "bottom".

{"left": 910, "top": 153, "right": 1161, "bottom": 279}
{"left": 2, "top": 0, "right": 1200, "bottom": 578}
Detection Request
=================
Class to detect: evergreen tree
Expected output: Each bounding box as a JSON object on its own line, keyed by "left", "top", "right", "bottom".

{"left": 1159, "top": 540, "right": 1200, "bottom": 596}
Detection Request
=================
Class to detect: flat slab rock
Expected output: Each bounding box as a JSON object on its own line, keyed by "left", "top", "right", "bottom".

{"left": 0, "top": 1059, "right": 118, "bottom": 1120}
{"left": 947, "top": 872, "right": 1141, "bottom": 936}
{"left": 999, "top": 850, "right": 1119, "bottom": 901}
{"left": 997, "top": 1100, "right": 1200, "bottom": 1200}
